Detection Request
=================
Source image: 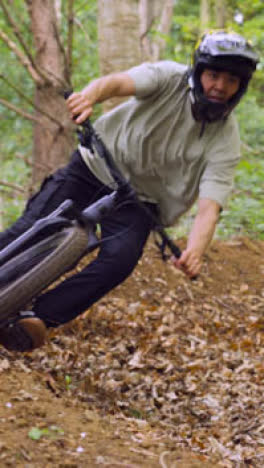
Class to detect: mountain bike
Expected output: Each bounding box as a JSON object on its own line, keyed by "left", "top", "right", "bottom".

{"left": 0, "top": 105, "right": 182, "bottom": 328}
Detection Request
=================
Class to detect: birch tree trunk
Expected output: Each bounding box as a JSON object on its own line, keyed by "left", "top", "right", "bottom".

{"left": 139, "top": 0, "right": 174, "bottom": 61}
{"left": 215, "top": 0, "right": 226, "bottom": 28}
{"left": 98, "top": 0, "right": 141, "bottom": 111}
{"left": 200, "top": 0, "right": 210, "bottom": 29}
{"left": 98, "top": 0, "right": 174, "bottom": 111}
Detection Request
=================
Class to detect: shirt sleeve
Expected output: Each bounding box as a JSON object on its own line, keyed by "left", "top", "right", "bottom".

{"left": 199, "top": 116, "right": 241, "bottom": 208}
{"left": 126, "top": 61, "right": 188, "bottom": 98}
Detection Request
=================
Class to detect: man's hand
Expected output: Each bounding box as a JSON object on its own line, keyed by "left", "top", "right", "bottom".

{"left": 67, "top": 91, "right": 94, "bottom": 124}
{"left": 66, "top": 72, "right": 136, "bottom": 124}
{"left": 172, "top": 198, "right": 221, "bottom": 278}
{"left": 172, "top": 248, "right": 202, "bottom": 278}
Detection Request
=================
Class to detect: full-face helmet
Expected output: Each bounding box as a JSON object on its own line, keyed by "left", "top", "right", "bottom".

{"left": 189, "top": 30, "right": 259, "bottom": 122}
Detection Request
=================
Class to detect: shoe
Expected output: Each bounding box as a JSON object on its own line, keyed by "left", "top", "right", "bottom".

{"left": 0, "top": 311, "right": 47, "bottom": 352}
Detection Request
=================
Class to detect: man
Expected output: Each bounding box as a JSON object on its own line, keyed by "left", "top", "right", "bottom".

{"left": 0, "top": 31, "right": 258, "bottom": 352}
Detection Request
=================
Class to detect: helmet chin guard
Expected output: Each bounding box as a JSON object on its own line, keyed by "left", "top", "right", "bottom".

{"left": 190, "top": 31, "right": 259, "bottom": 122}
{"left": 188, "top": 74, "right": 229, "bottom": 122}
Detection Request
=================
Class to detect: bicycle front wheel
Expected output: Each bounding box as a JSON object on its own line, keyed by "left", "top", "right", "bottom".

{"left": 0, "top": 225, "right": 88, "bottom": 326}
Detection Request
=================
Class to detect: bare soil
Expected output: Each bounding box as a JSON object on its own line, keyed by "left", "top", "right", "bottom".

{"left": 0, "top": 236, "right": 263, "bottom": 468}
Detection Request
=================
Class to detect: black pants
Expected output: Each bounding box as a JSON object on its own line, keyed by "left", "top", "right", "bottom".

{"left": 0, "top": 151, "right": 156, "bottom": 327}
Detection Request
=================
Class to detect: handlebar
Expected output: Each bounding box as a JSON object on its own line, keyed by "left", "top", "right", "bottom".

{"left": 64, "top": 90, "right": 134, "bottom": 195}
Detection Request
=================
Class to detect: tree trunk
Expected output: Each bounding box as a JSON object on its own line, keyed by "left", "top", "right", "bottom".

{"left": 29, "top": 0, "right": 75, "bottom": 185}
{"left": 139, "top": 0, "right": 174, "bottom": 61}
{"left": 215, "top": 0, "right": 226, "bottom": 28}
{"left": 31, "top": 89, "right": 74, "bottom": 184}
{"left": 200, "top": 0, "right": 210, "bottom": 29}
{"left": 98, "top": 0, "right": 174, "bottom": 112}
{"left": 98, "top": 0, "right": 141, "bottom": 112}
{"left": 0, "top": 195, "right": 3, "bottom": 230}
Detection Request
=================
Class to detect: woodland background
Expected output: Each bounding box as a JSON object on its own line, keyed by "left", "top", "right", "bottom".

{"left": 0, "top": 3, "right": 264, "bottom": 466}
{"left": 0, "top": 0, "right": 263, "bottom": 240}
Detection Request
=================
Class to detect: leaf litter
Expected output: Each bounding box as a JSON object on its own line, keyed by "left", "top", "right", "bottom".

{"left": 0, "top": 236, "right": 263, "bottom": 467}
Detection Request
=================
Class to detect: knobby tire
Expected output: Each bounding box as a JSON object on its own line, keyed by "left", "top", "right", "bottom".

{"left": 0, "top": 225, "right": 88, "bottom": 325}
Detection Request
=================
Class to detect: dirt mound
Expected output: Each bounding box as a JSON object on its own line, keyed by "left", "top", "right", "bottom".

{"left": 0, "top": 237, "right": 263, "bottom": 467}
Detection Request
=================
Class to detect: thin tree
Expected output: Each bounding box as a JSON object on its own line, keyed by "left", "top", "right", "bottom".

{"left": 215, "top": 0, "right": 226, "bottom": 28}
{"left": 0, "top": 0, "right": 76, "bottom": 184}
{"left": 139, "top": 0, "right": 174, "bottom": 62}
{"left": 200, "top": 0, "right": 211, "bottom": 29}
{"left": 97, "top": 0, "right": 141, "bottom": 111}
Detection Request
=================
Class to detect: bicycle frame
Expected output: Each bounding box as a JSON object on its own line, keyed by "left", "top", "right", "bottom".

{"left": 0, "top": 192, "right": 122, "bottom": 270}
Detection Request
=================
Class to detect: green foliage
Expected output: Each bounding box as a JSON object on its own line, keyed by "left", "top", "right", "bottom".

{"left": 217, "top": 151, "right": 264, "bottom": 240}
{"left": 128, "top": 407, "right": 145, "bottom": 420}
{"left": 60, "top": 0, "right": 99, "bottom": 88}
{"left": 215, "top": 95, "right": 264, "bottom": 240}
{"left": 160, "top": 0, "right": 200, "bottom": 63}
{"left": 65, "top": 374, "right": 72, "bottom": 391}
{"left": 28, "top": 425, "right": 64, "bottom": 441}
{"left": 236, "top": 94, "right": 264, "bottom": 149}
{"left": 0, "top": 0, "right": 41, "bottom": 224}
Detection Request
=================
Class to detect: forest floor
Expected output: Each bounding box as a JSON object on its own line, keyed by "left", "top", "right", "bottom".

{"left": 0, "top": 236, "right": 263, "bottom": 468}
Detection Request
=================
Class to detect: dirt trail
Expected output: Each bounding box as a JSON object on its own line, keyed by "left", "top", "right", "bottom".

{"left": 0, "top": 236, "right": 263, "bottom": 467}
